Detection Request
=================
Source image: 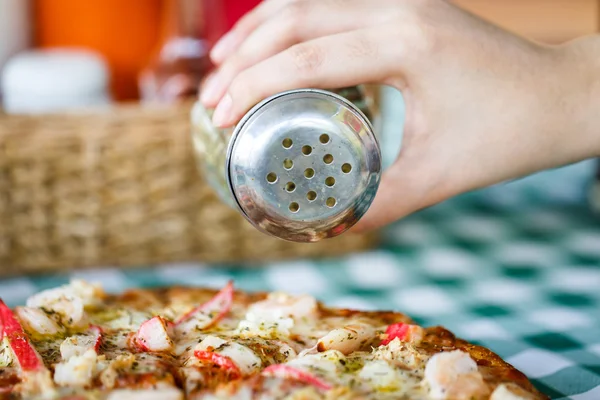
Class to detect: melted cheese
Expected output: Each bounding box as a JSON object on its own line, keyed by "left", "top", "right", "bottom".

{"left": 359, "top": 360, "right": 404, "bottom": 392}
{"left": 98, "top": 354, "right": 136, "bottom": 389}
{"left": 236, "top": 316, "right": 294, "bottom": 338}
{"left": 204, "top": 385, "right": 254, "bottom": 400}
{"left": 0, "top": 337, "right": 13, "bottom": 367}
{"left": 54, "top": 349, "right": 98, "bottom": 387}
{"left": 491, "top": 383, "right": 534, "bottom": 400}
{"left": 234, "top": 292, "right": 317, "bottom": 340}
{"left": 16, "top": 369, "right": 57, "bottom": 399}
{"left": 93, "top": 308, "right": 151, "bottom": 331}
{"left": 234, "top": 292, "right": 319, "bottom": 341}
{"left": 179, "top": 366, "right": 206, "bottom": 396}
{"left": 106, "top": 388, "right": 184, "bottom": 400}
{"left": 374, "top": 338, "right": 426, "bottom": 370}
{"left": 60, "top": 333, "right": 97, "bottom": 360}
{"left": 174, "top": 313, "right": 215, "bottom": 336}
{"left": 286, "top": 350, "right": 345, "bottom": 381}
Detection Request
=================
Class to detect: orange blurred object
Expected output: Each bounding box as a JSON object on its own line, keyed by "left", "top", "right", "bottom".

{"left": 33, "top": 0, "right": 162, "bottom": 101}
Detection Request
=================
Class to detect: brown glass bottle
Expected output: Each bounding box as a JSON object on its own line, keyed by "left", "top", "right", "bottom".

{"left": 139, "top": 0, "right": 225, "bottom": 103}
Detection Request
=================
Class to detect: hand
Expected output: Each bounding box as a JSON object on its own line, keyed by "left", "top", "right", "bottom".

{"left": 200, "top": 0, "right": 600, "bottom": 231}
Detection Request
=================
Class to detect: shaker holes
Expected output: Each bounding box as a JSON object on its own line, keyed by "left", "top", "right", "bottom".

{"left": 326, "top": 197, "right": 337, "bottom": 207}
{"left": 304, "top": 168, "right": 315, "bottom": 178}
{"left": 323, "top": 154, "right": 333, "bottom": 164}
{"left": 302, "top": 145, "right": 312, "bottom": 155}
{"left": 289, "top": 202, "right": 300, "bottom": 212}
{"left": 283, "top": 159, "right": 293, "bottom": 170}
{"left": 266, "top": 173, "right": 278, "bottom": 183}
{"left": 282, "top": 138, "right": 293, "bottom": 148}
{"left": 341, "top": 163, "right": 352, "bottom": 173}
{"left": 307, "top": 191, "right": 317, "bottom": 201}
{"left": 325, "top": 177, "right": 335, "bottom": 187}
{"left": 319, "top": 134, "right": 330, "bottom": 144}
{"left": 285, "top": 182, "right": 296, "bottom": 192}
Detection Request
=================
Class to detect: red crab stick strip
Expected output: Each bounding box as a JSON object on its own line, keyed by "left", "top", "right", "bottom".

{"left": 262, "top": 364, "right": 333, "bottom": 391}
{"left": 175, "top": 281, "right": 234, "bottom": 329}
{"left": 380, "top": 322, "right": 424, "bottom": 346}
{"left": 194, "top": 350, "right": 242, "bottom": 378}
{"left": 0, "top": 299, "right": 44, "bottom": 372}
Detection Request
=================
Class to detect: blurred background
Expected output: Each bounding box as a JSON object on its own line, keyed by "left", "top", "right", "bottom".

{"left": 0, "top": 0, "right": 260, "bottom": 108}
{"left": 0, "top": 0, "right": 598, "bottom": 282}
{"left": 0, "top": 0, "right": 598, "bottom": 276}
{"left": 0, "top": 0, "right": 600, "bottom": 272}
{"left": 1, "top": 0, "right": 598, "bottom": 107}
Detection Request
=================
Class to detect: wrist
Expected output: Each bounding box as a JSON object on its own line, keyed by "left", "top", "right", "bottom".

{"left": 555, "top": 37, "right": 600, "bottom": 161}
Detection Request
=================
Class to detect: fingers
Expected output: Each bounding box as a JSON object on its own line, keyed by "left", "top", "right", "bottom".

{"left": 210, "top": 0, "right": 295, "bottom": 65}
{"left": 211, "top": 29, "right": 390, "bottom": 127}
{"left": 201, "top": 0, "right": 379, "bottom": 108}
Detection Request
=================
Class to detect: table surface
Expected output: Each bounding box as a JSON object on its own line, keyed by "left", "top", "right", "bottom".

{"left": 1, "top": 160, "right": 599, "bottom": 400}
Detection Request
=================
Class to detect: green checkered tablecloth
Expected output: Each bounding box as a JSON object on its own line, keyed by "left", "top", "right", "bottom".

{"left": 1, "top": 158, "right": 599, "bottom": 398}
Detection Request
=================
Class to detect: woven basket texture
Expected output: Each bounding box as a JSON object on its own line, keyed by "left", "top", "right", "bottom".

{"left": 0, "top": 103, "right": 377, "bottom": 276}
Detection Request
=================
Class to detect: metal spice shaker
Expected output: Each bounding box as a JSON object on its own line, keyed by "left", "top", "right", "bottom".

{"left": 191, "top": 87, "right": 381, "bottom": 242}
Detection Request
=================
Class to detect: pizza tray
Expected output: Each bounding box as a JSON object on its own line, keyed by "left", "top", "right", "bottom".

{"left": 0, "top": 102, "right": 377, "bottom": 276}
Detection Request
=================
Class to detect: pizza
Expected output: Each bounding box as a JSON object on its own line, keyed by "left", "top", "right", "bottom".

{"left": 0, "top": 279, "right": 548, "bottom": 399}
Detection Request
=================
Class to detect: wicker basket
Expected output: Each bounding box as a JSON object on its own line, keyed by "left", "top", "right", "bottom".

{"left": 0, "top": 103, "right": 377, "bottom": 276}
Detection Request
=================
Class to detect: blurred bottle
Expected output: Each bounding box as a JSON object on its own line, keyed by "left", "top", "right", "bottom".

{"left": 139, "top": 0, "right": 226, "bottom": 104}
{"left": 0, "top": 0, "right": 31, "bottom": 102}
{"left": 34, "top": 0, "right": 162, "bottom": 101}
{"left": 221, "top": 0, "right": 261, "bottom": 31}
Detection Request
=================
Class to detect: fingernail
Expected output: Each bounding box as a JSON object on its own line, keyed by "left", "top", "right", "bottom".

{"left": 200, "top": 73, "right": 220, "bottom": 106}
{"left": 211, "top": 32, "right": 235, "bottom": 63}
{"left": 212, "top": 94, "right": 233, "bottom": 127}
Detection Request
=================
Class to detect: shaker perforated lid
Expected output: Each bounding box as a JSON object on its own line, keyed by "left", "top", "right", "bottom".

{"left": 226, "top": 88, "right": 381, "bottom": 242}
